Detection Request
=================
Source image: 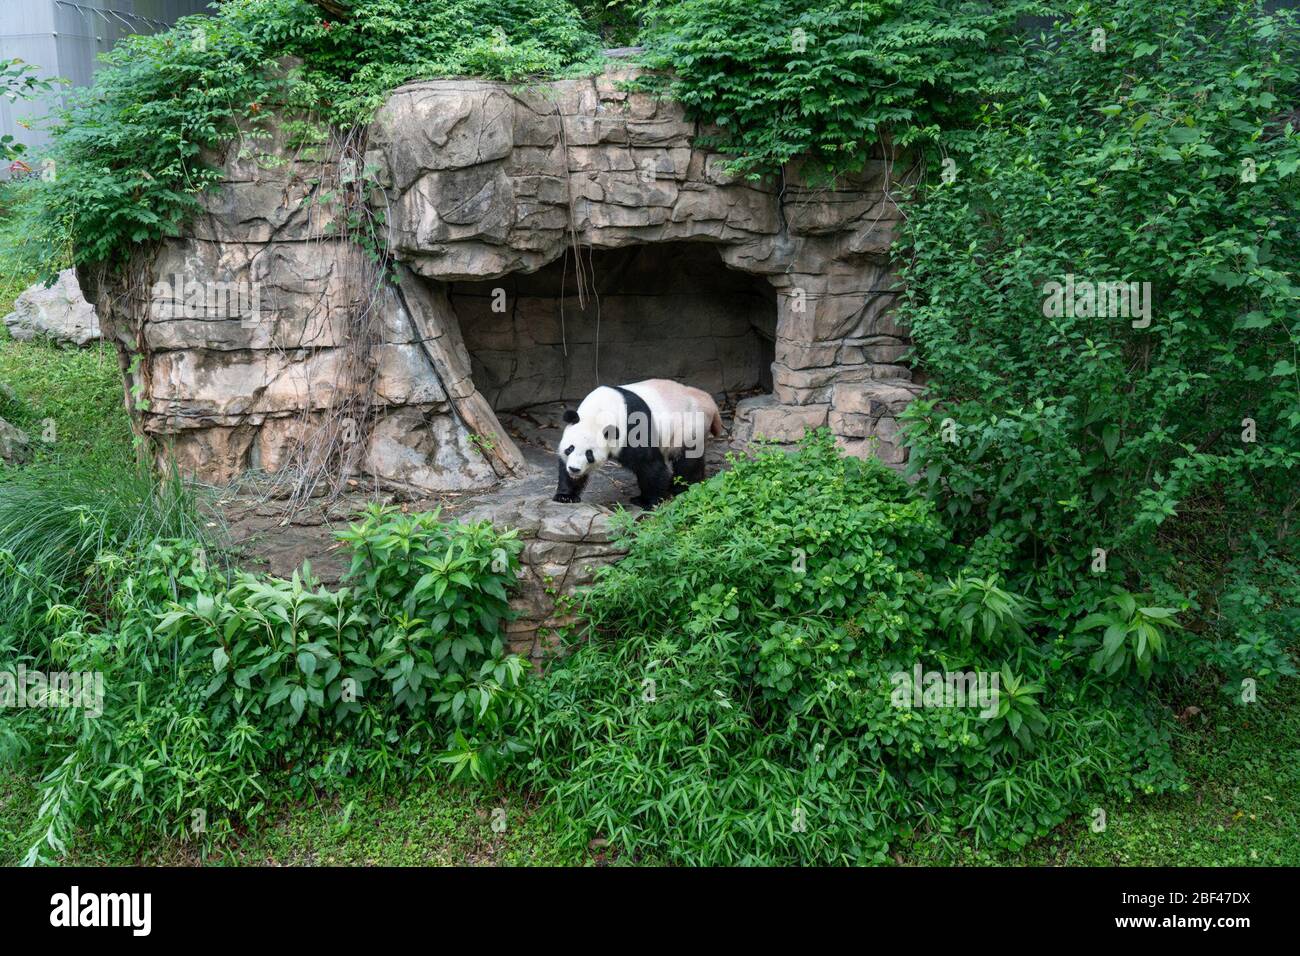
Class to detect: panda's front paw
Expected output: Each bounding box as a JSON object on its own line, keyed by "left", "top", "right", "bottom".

{"left": 553, "top": 492, "right": 581, "bottom": 504}
{"left": 628, "top": 495, "right": 661, "bottom": 509}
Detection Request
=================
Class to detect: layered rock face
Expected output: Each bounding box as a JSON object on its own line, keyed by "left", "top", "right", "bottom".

{"left": 91, "top": 67, "right": 918, "bottom": 487}
{"left": 455, "top": 496, "right": 629, "bottom": 660}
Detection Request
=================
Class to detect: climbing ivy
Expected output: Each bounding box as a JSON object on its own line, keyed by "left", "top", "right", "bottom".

{"left": 635, "top": 0, "right": 1049, "bottom": 178}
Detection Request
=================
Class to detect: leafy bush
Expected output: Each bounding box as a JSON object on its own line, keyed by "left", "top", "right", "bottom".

{"left": 0, "top": 59, "right": 52, "bottom": 163}
{"left": 519, "top": 433, "right": 1182, "bottom": 864}
{"left": 895, "top": 0, "right": 1300, "bottom": 689}
{"left": 1, "top": 502, "right": 527, "bottom": 863}
{"left": 636, "top": 0, "right": 1046, "bottom": 177}
{"left": 1197, "top": 549, "right": 1300, "bottom": 698}
{"left": 1074, "top": 591, "right": 1182, "bottom": 680}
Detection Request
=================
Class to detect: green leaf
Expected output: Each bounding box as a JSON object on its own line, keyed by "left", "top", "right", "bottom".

{"left": 1101, "top": 424, "right": 1120, "bottom": 457}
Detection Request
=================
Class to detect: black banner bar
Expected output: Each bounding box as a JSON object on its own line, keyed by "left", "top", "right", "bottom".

{"left": 0, "top": 865, "right": 1286, "bottom": 942}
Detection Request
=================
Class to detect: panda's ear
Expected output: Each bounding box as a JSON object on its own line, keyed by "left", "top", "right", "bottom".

{"left": 603, "top": 425, "right": 619, "bottom": 442}
{"left": 562, "top": 409, "right": 580, "bottom": 425}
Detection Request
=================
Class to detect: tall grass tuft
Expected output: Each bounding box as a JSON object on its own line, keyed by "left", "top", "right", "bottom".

{"left": 0, "top": 460, "right": 210, "bottom": 639}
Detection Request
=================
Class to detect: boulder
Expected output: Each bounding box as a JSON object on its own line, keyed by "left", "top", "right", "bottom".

{"left": 3, "top": 269, "right": 101, "bottom": 347}
{"left": 732, "top": 394, "right": 828, "bottom": 444}
{"left": 0, "top": 417, "right": 31, "bottom": 464}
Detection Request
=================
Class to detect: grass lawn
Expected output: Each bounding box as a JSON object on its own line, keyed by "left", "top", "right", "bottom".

{"left": 0, "top": 337, "right": 134, "bottom": 468}
{"left": 0, "top": 772, "right": 582, "bottom": 866}
{"left": 0, "top": 186, "right": 133, "bottom": 469}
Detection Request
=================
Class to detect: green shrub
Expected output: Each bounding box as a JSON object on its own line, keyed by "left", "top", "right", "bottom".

{"left": 518, "top": 433, "right": 1182, "bottom": 864}
{"left": 895, "top": 1, "right": 1300, "bottom": 702}
{"left": 1197, "top": 548, "right": 1300, "bottom": 699}
{"left": 1074, "top": 591, "right": 1183, "bottom": 680}
{"left": 636, "top": 0, "right": 1047, "bottom": 178}
{"left": 0, "top": 59, "right": 52, "bottom": 164}
{"left": 2, "top": 502, "right": 527, "bottom": 864}
{"left": 0, "top": 465, "right": 217, "bottom": 862}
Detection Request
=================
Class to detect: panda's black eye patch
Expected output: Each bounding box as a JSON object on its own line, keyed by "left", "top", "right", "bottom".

{"left": 585, "top": 449, "right": 595, "bottom": 463}
{"left": 564, "top": 446, "right": 574, "bottom": 456}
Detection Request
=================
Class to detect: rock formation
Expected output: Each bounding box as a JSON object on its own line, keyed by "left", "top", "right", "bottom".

{"left": 85, "top": 66, "right": 924, "bottom": 652}
{"left": 0, "top": 416, "right": 31, "bottom": 465}
{"left": 90, "top": 66, "right": 919, "bottom": 487}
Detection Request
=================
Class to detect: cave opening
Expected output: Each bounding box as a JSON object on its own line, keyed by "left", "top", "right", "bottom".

{"left": 447, "top": 241, "right": 777, "bottom": 444}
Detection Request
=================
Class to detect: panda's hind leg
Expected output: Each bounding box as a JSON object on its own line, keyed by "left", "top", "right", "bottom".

{"left": 671, "top": 452, "right": 706, "bottom": 491}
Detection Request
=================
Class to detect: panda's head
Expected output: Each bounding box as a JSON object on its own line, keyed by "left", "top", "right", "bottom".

{"left": 557, "top": 408, "right": 619, "bottom": 480}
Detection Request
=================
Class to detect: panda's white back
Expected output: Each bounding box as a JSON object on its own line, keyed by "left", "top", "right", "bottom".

{"left": 622, "top": 379, "right": 718, "bottom": 448}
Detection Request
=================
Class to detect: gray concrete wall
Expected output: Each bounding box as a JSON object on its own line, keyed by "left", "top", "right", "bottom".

{"left": 1, "top": 0, "right": 212, "bottom": 159}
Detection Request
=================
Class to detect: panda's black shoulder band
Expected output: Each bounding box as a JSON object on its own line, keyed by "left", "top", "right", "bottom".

{"left": 612, "top": 387, "right": 653, "bottom": 432}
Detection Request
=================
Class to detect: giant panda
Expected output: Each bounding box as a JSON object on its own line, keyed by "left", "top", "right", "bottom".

{"left": 552, "top": 379, "right": 723, "bottom": 508}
